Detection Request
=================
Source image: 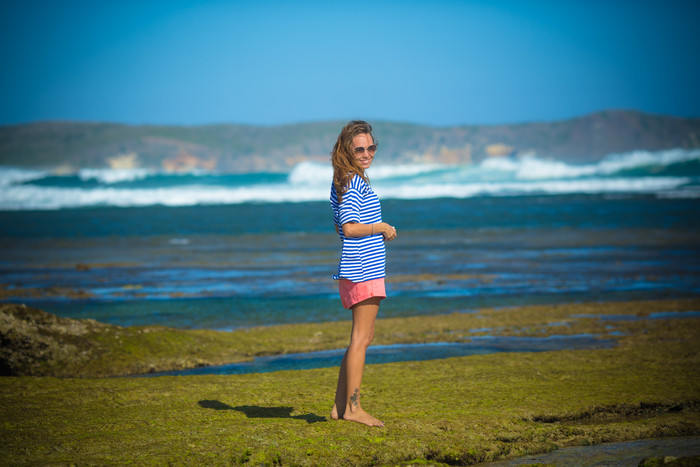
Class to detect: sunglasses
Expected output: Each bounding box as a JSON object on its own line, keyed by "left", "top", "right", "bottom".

{"left": 353, "top": 144, "right": 378, "bottom": 156}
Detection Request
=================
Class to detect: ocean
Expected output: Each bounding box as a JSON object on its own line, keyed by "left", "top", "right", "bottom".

{"left": 1, "top": 148, "right": 699, "bottom": 330}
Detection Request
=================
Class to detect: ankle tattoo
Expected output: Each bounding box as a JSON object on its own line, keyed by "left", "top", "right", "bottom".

{"left": 349, "top": 388, "right": 360, "bottom": 408}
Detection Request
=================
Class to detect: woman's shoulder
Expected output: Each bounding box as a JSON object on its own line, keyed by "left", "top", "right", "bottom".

{"left": 348, "top": 173, "right": 369, "bottom": 190}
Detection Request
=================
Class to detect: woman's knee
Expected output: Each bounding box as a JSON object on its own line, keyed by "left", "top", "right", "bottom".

{"left": 349, "top": 334, "right": 373, "bottom": 349}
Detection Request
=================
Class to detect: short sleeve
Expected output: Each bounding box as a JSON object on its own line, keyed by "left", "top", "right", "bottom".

{"left": 338, "top": 187, "right": 361, "bottom": 225}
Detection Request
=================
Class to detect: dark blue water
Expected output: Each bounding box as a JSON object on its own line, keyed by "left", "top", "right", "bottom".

{"left": 1, "top": 195, "right": 699, "bottom": 238}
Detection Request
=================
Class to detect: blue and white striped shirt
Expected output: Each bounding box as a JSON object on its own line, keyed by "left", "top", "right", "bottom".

{"left": 330, "top": 174, "right": 385, "bottom": 282}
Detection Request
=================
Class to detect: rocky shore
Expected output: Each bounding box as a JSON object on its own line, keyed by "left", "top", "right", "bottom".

{"left": 0, "top": 303, "right": 249, "bottom": 377}
{"left": 1, "top": 298, "right": 699, "bottom": 464}
{"left": 2, "top": 298, "right": 699, "bottom": 378}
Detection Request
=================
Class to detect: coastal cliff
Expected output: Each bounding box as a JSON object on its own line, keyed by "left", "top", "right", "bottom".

{"left": 1, "top": 110, "right": 698, "bottom": 172}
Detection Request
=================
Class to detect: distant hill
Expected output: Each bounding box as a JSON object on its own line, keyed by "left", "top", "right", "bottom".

{"left": 1, "top": 110, "right": 698, "bottom": 172}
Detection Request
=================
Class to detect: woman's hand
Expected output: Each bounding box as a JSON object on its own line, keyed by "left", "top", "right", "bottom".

{"left": 377, "top": 222, "right": 397, "bottom": 241}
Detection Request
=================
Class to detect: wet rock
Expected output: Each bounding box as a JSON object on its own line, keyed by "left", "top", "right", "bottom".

{"left": 0, "top": 303, "right": 110, "bottom": 376}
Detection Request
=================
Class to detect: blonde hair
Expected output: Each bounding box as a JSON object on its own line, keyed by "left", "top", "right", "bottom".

{"left": 331, "top": 120, "right": 374, "bottom": 203}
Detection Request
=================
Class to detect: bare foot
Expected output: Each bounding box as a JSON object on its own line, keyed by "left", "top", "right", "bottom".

{"left": 330, "top": 403, "right": 341, "bottom": 420}
{"left": 342, "top": 408, "right": 384, "bottom": 427}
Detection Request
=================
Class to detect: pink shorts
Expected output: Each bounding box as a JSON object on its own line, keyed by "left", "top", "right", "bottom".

{"left": 338, "top": 278, "right": 386, "bottom": 309}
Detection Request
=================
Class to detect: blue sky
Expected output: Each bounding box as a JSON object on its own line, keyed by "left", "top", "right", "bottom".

{"left": 1, "top": 0, "right": 698, "bottom": 127}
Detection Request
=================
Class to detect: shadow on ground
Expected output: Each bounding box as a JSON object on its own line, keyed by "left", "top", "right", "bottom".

{"left": 198, "top": 400, "right": 327, "bottom": 424}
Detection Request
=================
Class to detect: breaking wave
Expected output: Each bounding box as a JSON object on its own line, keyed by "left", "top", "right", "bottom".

{"left": 1, "top": 148, "right": 699, "bottom": 210}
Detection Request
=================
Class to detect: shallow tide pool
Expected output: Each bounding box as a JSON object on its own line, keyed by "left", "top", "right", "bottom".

{"left": 143, "top": 333, "right": 615, "bottom": 377}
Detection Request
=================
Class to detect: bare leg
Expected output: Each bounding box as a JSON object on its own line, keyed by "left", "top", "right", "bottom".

{"left": 330, "top": 352, "right": 347, "bottom": 420}
{"left": 331, "top": 298, "right": 377, "bottom": 420}
{"left": 331, "top": 297, "right": 384, "bottom": 427}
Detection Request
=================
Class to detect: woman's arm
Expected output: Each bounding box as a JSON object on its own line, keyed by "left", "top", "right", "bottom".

{"left": 342, "top": 222, "right": 397, "bottom": 241}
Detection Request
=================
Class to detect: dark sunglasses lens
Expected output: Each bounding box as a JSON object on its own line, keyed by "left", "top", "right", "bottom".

{"left": 354, "top": 147, "right": 365, "bottom": 155}
{"left": 367, "top": 145, "right": 377, "bottom": 153}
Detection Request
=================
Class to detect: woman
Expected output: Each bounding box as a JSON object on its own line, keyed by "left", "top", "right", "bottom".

{"left": 329, "top": 120, "right": 397, "bottom": 427}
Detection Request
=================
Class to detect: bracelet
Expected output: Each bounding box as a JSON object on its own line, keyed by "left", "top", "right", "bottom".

{"left": 371, "top": 224, "right": 374, "bottom": 235}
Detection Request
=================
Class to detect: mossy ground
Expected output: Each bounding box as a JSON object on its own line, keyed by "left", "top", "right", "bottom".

{"left": 1, "top": 299, "right": 699, "bottom": 465}
{"left": 5, "top": 298, "right": 700, "bottom": 378}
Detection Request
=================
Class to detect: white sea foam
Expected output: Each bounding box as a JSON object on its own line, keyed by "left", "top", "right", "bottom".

{"left": 478, "top": 157, "right": 521, "bottom": 172}
{"left": 0, "top": 183, "right": 330, "bottom": 210}
{"left": 78, "top": 167, "right": 152, "bottom": 184}
{"left": 288, "top": 161, "right": 331, "bottom": 185}
{"left": 379, "top": 177, "right": 690, "bottom": 199}
{"left": 0, "top": 166, "right": 47, "bottom": 186}
{"left": 514, "top": 158, "right": 598, "bottom": 179}
{"left": 1, "top": 148, "right": 698, "bottom": 210}
{"left": 287, "top": 161, "right": 445, "bottom": 185}
{"left": 0, "top": 176, "right": 691, "bottom": 210}
{"left": 599, "top": 148, "right": 700, "bottom": 174}
{"left": 481, "top": 148, "right": 700, "bottom": 181}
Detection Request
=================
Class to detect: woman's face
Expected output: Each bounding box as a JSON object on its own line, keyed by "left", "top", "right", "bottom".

{"left": 351, "top": 133, "right": 376, "bottom": 170}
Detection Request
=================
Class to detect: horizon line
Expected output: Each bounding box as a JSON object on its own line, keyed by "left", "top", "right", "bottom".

{"left": 2, "top": 108, "right": 699, "bottom": 130}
